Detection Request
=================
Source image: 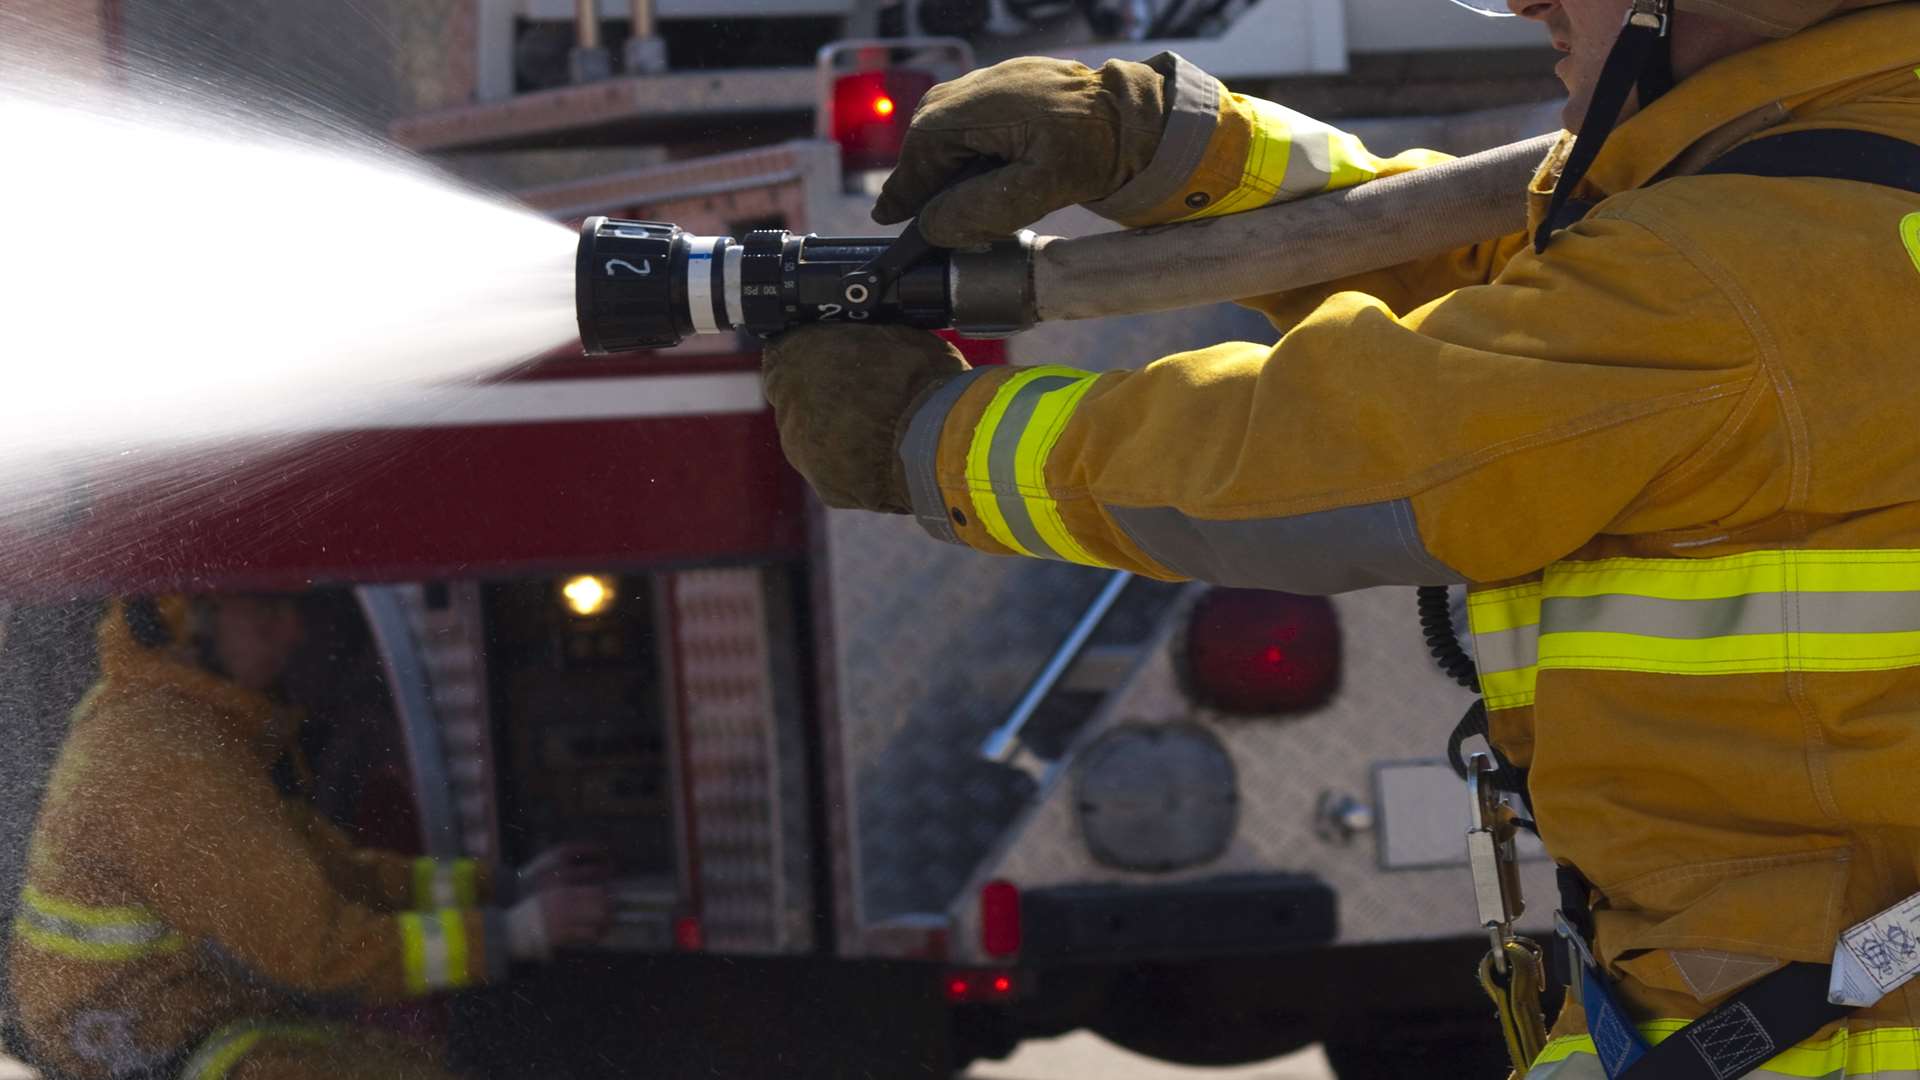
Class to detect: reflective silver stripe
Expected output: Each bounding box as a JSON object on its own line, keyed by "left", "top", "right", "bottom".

{"left": 723, "top": 243, "right": 744, "bottom": 330}
{"left": 900, "top": 367, "right": 996, "bottom": 545}
{"left": 1109, "top": 498, "right": 1467, "bottom": 594}
{"left": 1473, "top": 623, "right": 1540, "bottom": 676}
{"left": 429, "top": 864, "right": 457, "bottom": 908}
{"left": 985, "top": 375, "right": 1079, "bottom": 560}
{"left": 1082, "top": 52, "right": 1221, "bottom": 222}
{"left": 1277, "top": 123, "right": 1335, "bottom": 198}
{"left": 685, "top": 237, "right": 721, "bottom": 334}
{"left": 1541, "top": 591, "right": 1920, "bottom": 639}
{"left": 419, "top": 913, "right": 452, "bottom": 988}
{"left": 16, "top": 904, "right": 178, "bottom": 949}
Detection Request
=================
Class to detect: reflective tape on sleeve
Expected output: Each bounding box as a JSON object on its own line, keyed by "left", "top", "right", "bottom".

{"left": 963, "top": 366, "right": 1112, "bottom": 569}
{"left": 412, "top": 858, "right": 482, "bottom": 909}
{"left": 13, "top": 886, "right": 185, "bottom": 962}
{"left": 398, "top": 910, "right": 472, "bottom": 995}
{"left": 1177, "top": 97, "right": 1390, "bottom": 221}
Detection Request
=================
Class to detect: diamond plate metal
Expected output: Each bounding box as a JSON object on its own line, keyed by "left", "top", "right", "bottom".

{"left": 948, "top": 584, "right": 1560, "bottom": 963}
{"left": 398, "top": 584, "right": 502, "bottom": 861}
{"left": 670, "top": 568, "right": 813, "bottom": 954}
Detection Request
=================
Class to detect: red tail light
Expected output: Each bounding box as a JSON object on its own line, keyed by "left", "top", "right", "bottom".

{"left": 830, "top": 69, "right": 935, "bottom": 171}
{"left": 673, "top": 914, "right": 705, "bottom": 951}
{"left": 943, "top": 968, "right": 1020, "bottom": 1003}
{"left": 979, "top": 879, "right": 1021, "bottom": 957}
{"left": 1181, "top": 589, "right": 1341, "bottom": 715}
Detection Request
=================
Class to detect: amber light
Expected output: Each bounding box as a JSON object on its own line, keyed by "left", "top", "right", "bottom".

{"left": 560, "top": 574, "right": 614, "bottom": 617}
{"left": 1181, "top": 588, "right": 1341, "bottom": 715}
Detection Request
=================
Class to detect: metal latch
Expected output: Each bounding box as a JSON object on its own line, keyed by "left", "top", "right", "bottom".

{"left": 1466, "top": 752, "right": 1548, "bottom": 1073}
{"left": 1466, "top": 752, "right": 1526, "bottom": 964}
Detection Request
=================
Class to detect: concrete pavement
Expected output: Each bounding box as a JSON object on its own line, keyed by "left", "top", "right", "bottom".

{"left": 966, "top": 1032, "right": 1335, "bottom": 1080}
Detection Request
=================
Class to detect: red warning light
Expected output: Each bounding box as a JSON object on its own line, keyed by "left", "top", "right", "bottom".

{"left": 992, "top": 975, "right": 1013, "bottom": 994}
{"left": 947, "top": 977, "right": 971, "bottom": 1001}
{"left": 1182, "top": 589, "right": 1341, "bottom": 716}
{"left": 673, "top": 915, "right": 705, "bottom": 952}
{"left": 831, "top": 69, "right": 935, "bottom": 171}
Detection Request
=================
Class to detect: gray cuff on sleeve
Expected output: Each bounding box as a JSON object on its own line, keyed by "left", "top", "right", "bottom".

{"left": 484, "top": 907, "right": 512, "bottom": 983}
{"left": 1083, "top": 52, "right": 1221, "bottom": 223}
{"left": 899, "top": 367, "right": 996, "bottom": 545}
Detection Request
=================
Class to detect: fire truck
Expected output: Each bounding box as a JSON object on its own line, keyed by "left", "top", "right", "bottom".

{"left": 1, "top": 2, "right": 1573, "bottom": 1076}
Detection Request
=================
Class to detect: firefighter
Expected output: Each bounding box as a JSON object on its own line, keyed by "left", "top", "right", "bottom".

{"left": 763, "top": 0, "right": 1920, "bottom": 1076}
{"left": 7, "top": 595, "right": 612, "bottom": 1079}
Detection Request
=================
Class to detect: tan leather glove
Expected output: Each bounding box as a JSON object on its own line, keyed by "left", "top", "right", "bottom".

{"left": 761, "top": 323, "right": 970, "bottom": 513}
{"left": 871, "top": 54, "right": 1174, "bottom": 248}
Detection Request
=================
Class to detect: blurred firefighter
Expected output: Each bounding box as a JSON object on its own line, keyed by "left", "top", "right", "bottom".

{"left": 6, "top": 594, "right": 611, "bottom": 1079}
{"left": 764, "top": 0, "right": 1920, "bottom": 1076}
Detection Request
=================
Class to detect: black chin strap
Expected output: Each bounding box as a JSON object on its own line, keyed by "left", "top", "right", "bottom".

{"left": 1534, "top": 0, "right": 1673, "bottom": 253}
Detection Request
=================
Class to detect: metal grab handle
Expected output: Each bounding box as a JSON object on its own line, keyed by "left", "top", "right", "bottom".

{"left": 979, "top": 569, "right": 1133, "bottom": 765}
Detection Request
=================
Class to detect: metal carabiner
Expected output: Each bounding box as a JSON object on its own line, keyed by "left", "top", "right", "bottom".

{"left": 1478, "top": 936, "right": 1551, "bottom": 1075}
{"left": 1466, "top": 752, "right": 1527, "bottom": 971}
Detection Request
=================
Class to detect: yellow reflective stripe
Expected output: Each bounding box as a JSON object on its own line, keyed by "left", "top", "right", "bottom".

{"left": 966, "top": 368, "right": 1086, "bottom": 558}
{"left": 1324, "top": 129, "right": 1382, "bottom": 190}
{"left": 441, "top": 909, "right": 471, "bottom": 988}
{"left": 398, "top": 910, "right": 471, "bottom": 995}
{"left": 411, "top": 858, "right": 437, "bottom": 909}
{"left": 21, "top": 885, "right": 163, "bottom": 928}
{"left": 1533, "top": 1020, "right": 1920, "bottom": 1077}
{"left": 1480, "top": 667, "right": 1538, "bottom": 711}
{"left": 1542, "top": 549, "right": 1920, "bottom": 601}
{"left": 182, "top": 1022, "right": 334, "bottom": 1080}
{"left": 1541, "top": 629, "right": 1920, "bottom": 675}
{"left": 15, "top": 887, "right": 186, "bottom": 961}
{"left": 1469, "top": 582, "right": 1541, "bottom": 710}
{"left": 412, "top": 858, "right": 481, "bottom": 909}
{"left": 452, "top": 859, "right": 479, "bottom": 907}
{"left": 186, "top": 1031, "right": 265, "bottom": 1080}
{"left": 399, "top": 913, "right": 430, "bottom": 995}
{"left": 1902, "top": 212, "right": 1920, "bottom": 278}
{"left": 1468, "top": 582, "right": 1543, "bottom": 635}
{"left": 13, "top": 921, "right": 185, "bottom": 962}
{"left": 1012, "top": 375, "right": 1109, "bottom": 569}
{"left": 1532, "top": 550, "right": 1920, "bottom": 678}
{"left": 1177, "top": 96, "right": 1387, "bottom": 222}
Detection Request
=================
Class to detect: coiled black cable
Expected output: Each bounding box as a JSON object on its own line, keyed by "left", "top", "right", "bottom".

{"left": 1416, "top": 584, "right": 1479, "bottom": 693}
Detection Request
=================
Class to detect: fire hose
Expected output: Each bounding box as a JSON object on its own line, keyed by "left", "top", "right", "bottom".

{"left": 573, "top": 133, "right": 1557, "bottom": 353}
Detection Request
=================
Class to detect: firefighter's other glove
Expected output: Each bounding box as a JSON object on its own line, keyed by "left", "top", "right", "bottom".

{"left": 762, "top": 323, "right": 969, "bottom": 514}
{"left": 872, "top": 54, "right": 1174, "bottom": 248}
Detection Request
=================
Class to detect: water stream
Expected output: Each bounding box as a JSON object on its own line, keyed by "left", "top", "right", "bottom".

{"left": 0, "top": 20, "right": 581, "bottom": 564}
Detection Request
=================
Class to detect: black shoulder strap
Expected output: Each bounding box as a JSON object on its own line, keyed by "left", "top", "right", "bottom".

{"left": 1546, "top": 128, "right": 1920, "bottom": 236}
{"left": 1696, "top": 128, "right": 1920, "bottom": 193}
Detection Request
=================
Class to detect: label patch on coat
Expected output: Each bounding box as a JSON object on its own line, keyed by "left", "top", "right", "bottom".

{"left": 1903, "top": 213, "right": 1920, "bottom": 279}
{"left": 1829, "top": 890, "right": 1920, "bottom": 1006}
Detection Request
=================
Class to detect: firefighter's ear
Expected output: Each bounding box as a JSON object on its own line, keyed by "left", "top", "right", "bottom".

{"left": 123, "top": 597, "right": 172, "bottom": 648}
